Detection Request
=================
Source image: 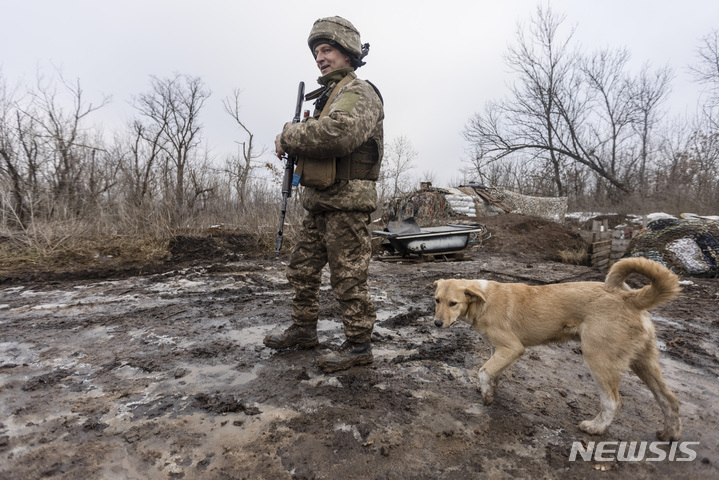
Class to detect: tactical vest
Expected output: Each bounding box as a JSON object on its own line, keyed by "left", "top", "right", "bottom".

{"left": 295, "top": 72, "right": 382, "bottom": 189}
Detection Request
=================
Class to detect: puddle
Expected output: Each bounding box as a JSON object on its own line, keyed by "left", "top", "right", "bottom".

{"left": 114, "top": 364, "right": 160, "bottom": 379}
{"left": 147, "top": 279, "right": 207, "bottom": 294}
{"left": 373, "top": 325, "right": 397, "bottom": 337}
{"left": 317, "top": 319, "right": 343, "bottom": 332}
{"left": 226, "top": 319, "right": 344, "bottom": 348}
{"left": 227, "top": 325, "right": 274, "bottom": 346}
{"left": 31, "top": 303, "right": 70, "bottom": 310}
{"left": 129, "top": 330, "right": 180, "bottom": 346}
{"left": 254, "top": 291, "right": 292, "bottom": 297}
{"left": 373, "top": 347, "right": 418, "bottom": 361}
{"left": 176, "top": 363, "right": 261, "bottom": 388}
{"left": 0, "top": 342, "right": 37, "bottom": 367}
{"left": 653, "top": 314, "right": 685, "bottom": 329}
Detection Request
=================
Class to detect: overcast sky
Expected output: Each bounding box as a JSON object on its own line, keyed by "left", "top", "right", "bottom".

{"left": 2, "top": 0, "right": 718, "bottom": 186}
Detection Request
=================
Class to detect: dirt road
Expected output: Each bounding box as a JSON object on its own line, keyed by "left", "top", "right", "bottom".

{"left": 1, "top": 215, "right": 718, "bottom": 479}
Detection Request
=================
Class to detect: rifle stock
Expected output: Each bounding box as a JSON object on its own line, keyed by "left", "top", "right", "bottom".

{"left": 275, "top": 81, "right": 305, "bottom": 254}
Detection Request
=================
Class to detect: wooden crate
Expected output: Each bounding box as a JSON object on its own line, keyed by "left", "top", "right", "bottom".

{"left": 589, "top": 239, "right": 612, "bottom": 269}
{"left": 580, "top": 217, "right": 642, "bottom": 268}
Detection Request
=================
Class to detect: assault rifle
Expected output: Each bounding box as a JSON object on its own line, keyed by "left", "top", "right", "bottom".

{"left": 275, "top": 81, "right": 305, "bottom": 255}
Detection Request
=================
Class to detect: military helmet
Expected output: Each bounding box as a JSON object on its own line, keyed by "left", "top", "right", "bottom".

{"left": 308, "top": 16, "right": 366, "bottom": 63}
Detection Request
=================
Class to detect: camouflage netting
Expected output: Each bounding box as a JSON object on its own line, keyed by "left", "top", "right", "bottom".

{"left": 478, "top": 187, "right": 567, "bottom": 222}
{"left": 625, "top": 218, "right": 719, "bottom": 277}
{"left": 382, "top": 186, "right": 567, "bottom": 224}
{"left": 382, "top": 190, "right": 455, "bottom": 225}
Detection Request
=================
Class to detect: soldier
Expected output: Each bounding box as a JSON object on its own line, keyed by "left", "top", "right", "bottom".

{"left": 264, "top": 16, "right": 384, "bottom": 373}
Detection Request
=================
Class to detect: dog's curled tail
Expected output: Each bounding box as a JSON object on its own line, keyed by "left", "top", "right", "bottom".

{"left": 605, "top": 257, "right": 681, "bottom": 310}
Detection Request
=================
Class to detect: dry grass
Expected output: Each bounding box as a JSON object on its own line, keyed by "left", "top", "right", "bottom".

{"left": 557, "top": 245, "right": 589, "bottom": 265}
{"left": 0, "top": 194, "right": 299, "bottom": 274}
{"left": 0, "top": 234, "right": 170, "bottom": 274}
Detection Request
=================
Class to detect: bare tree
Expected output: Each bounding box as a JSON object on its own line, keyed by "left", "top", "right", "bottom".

{"left": 580, "top": 48, "right": 637, "bottom": 185}
{"left": 380, "top": 135, "right": 417, "bottom": 198}
{"left": 690, "top": 29, "right": 719, "bottom": 101}
{"left": 628, "top": 64, "right": 673, "bottom": 187}
{"left": 122, "top": 118, "right": 166, "bottom": 207}
{"left": 0, "top": 74, "right": 52, "bottom": 229}
{"left": 186, "top": 147, "right": 217, "bottom": 213}
{"left": 663, "top": 28, "right": 719, "bottom": 213}
{"left": 506, "top": 5, "right": 577, "bottom": 196}
{"left": 0, "top": 73, "right": 25, "bottom": 226}
{"left": 1, "top": 68, "right": 111, "bottom": 227}
{"left": 690, "top": 29, "right": 719, "bottom": 132}
{"left": 419, "top": 169, "right": 437, "bottom": 185}
{"left": 26, "top": 70, "right": 109, "bottom": 214}
{"left": 134, "top": 74, "right": 210, "bottom": 222}
{"left": 222, "top": 88, "right": 266, "bottom": 210}
{"left": 463, "top": 5, "right": 673, "bottom": 201}
{"left": 463, "top": 5, "right": 590, "bottom": 196}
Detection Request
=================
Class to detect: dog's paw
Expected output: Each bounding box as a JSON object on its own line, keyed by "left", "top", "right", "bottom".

{"left": 477, "top": 370, "right": 496, "bottom": 405}
{"left": 578, "top": 420, "right": 606, "bottom": 435}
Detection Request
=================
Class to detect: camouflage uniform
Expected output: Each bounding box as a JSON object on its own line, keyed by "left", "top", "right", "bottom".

{"left": 281, "top": 66, "right": 384, "bottom": 344}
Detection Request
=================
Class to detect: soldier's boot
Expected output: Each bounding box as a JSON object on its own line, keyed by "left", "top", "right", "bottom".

{"left": 263, "top": 324, "right": 319, "bottom": 349}
{"left": 316, "top": 340, "right": 373, "bottom": 373}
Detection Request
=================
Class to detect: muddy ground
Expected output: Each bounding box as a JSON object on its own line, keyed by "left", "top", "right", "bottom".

{"left": 1, "top": 214, "right": 718, "bottom": 479}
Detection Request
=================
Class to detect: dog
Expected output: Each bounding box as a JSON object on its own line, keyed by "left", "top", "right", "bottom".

{"left": 433, "top": 257, "right": 682, "bottom": 440}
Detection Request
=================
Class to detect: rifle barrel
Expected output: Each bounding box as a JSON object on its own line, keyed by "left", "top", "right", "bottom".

{"left": 275, "top": 81, "right": 306, "bottom": 255}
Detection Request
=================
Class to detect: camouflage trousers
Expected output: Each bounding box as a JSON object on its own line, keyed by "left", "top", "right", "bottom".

{"left": 287, "top": 210, "right": 376, "bottom": 343}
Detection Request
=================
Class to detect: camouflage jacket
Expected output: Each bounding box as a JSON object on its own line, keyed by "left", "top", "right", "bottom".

{"left": 280, "top": 68, "right": 384, "bottom": 212}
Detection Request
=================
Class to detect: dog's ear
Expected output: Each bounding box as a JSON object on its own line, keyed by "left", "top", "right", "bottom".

{"left": 464, "top": 284, "right": 487, "bottom": 304}
{"left": 433, "top": 279, "right": 444, "bottom": 288}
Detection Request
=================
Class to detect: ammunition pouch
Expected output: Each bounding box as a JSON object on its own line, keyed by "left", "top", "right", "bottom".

{"left": 295, "top": 156, "right": 337, "bottom": 189}
{"left": 295, "top": 138, "right": 380, "bottom": 190}
{"left": 337, "top": 140, "right": 381, "bottom": 182}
